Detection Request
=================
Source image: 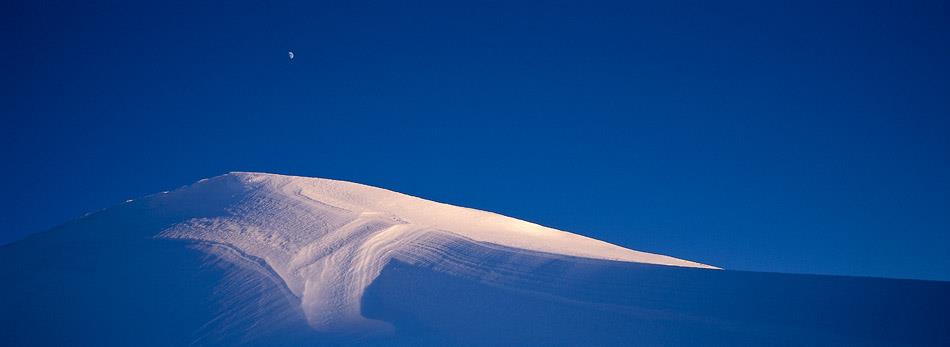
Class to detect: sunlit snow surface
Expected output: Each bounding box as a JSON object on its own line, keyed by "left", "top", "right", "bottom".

{"left": 158, "top": 173, "right": 715, "bottom": 333}
{"left": 2, "top": 172, "right": 948, "bottom": 346}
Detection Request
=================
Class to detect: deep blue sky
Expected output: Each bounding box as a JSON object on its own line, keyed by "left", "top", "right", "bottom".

{"left": 3, "top": 0, "right": 949, "bottom": 281}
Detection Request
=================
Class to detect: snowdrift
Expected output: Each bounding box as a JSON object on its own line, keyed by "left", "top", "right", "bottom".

{"left": 1, "top": 172, "right": 947, "bottom": 346}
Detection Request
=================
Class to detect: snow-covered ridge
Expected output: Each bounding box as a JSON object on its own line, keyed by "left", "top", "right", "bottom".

{"left": 158, "top": 172, "right": 717, "bottom": 332}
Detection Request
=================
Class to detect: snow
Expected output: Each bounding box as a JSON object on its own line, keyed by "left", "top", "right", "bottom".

{"left": 2, "top": 171, "right": 948, "bottom": 346}
{"left": 158, "top": 172, "right": 716, "bottom": 332}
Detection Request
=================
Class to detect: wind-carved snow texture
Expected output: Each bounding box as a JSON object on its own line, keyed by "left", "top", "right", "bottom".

{"left": 159, "top": 172, "right": 716, "bottom": 332}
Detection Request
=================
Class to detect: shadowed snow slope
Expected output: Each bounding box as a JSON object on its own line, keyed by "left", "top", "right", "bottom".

{"left": 1, "top": 172, "right": 948, "bottom": 346}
